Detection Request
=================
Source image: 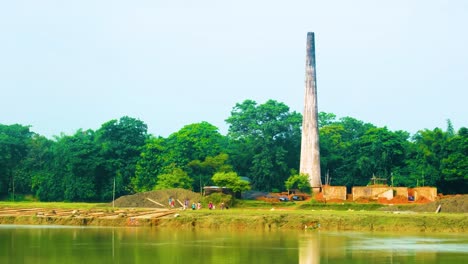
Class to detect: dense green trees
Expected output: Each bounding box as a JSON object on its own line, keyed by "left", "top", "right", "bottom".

{"left": 441, "top": 127, "right": 468, "bottom": 193}
{"left": 95, "top": 116, "right": 148, "bottom": 200}
{"left": 0, "top": 101, "right": 466, "bottom": 202}
{"left": 132, "top": 137, "right": 168, "bottom": 192}
{"left": 0, "top": 124, "right": 33, "bottom": 199}
{"left": 225, "top": 99, "right": 302, "bottom": 191}
{"left": 154, "top": 168, "right": 193, "bottom": 190}
{"left": 403, "top": 125, "right": 467, "bottom": 194}
{"left": 131, "top": 122, "right": 228, "bottom": 193}
{"left": 211, "top": 172, "right": 250, "bottom": 193}
{"left": 285, "top": 173, "right": 311, "bottom": 193}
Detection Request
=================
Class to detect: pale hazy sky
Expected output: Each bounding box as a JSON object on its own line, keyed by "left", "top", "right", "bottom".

{"left": 1, "top": 1, "right": 467, "bottom": 138}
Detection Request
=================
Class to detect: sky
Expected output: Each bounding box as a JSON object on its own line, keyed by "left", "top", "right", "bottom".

{"left": 1, "top": 1, "right": 467, "bottom": 138}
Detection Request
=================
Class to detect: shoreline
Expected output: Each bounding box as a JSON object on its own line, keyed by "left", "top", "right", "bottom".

{"left": 0, "top": 209, "right": 466, "bottom": 233}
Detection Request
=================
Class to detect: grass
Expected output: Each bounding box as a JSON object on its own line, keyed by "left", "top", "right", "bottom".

{"left": 0, "top": 201, "right": 111, "bottom": 210}
{"left": 1, "top": 200, "right": 466, "bottom": 233}
{"left": 162, "top": 206, "right": 468, "bottom": 233}
{"left": 298, "top": 201, "right": 385, "bottom": 211}
{"left": 235, "top": 199, "right": 297, "bottom": 208}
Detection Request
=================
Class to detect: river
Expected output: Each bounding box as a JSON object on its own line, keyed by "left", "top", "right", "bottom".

{"left": 0, "top": 225, "right": 467, "bottom": 263}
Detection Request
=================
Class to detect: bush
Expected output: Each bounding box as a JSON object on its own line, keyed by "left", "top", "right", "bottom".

{"left": 5, "top": 194, "right": 37, "bottom": 202}
{"left": 203, "top": 193, "right": 234, "bottom": 208}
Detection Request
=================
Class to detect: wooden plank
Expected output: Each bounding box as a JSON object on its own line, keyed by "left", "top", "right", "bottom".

{"left": 146, "top": 198, "right": 165, "bottom": 207}
{"left": 176, "top": 199, "right": 184, "bottom": 207}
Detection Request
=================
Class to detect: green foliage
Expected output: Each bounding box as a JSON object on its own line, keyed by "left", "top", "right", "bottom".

{"left": 163, "top": 122, "right": 229, "bottom": 191}
{"left": 132, "top": 137, "right": 168, "bottom": 192}
{"left": 318, "top": 112, "right": 337, "bottom": 128}
{"left": 440, "top": 127, "right": 468, "bottom": 193}
{"left": 404, "top": 128, "right": 447, "bottom": 188}
{"left": 165, "top": 122, "right": 225, "bottom": 168}
{"left": 1, "top": 100, "right": 467, "bottom": 202}
{"left": 285, "top": 174, "right": 311, "bottom": 193}
{"left": 188, "top": 153, "right": 233, "bottom": 193}
{"left": 36, "top": 130, "right": 101, "bottom": 201}
{"left": 0, "top": 124, "right": 33, "bottom": 198}
{"left": 225, "top": 99, "right": 301, "bottom": 191}
{"left": 298, "top": 201, "right": 384, "bottom": 211}
{"left": 319, "top": 117, "right": 375, "bottom": 187}
{"left": 202, "top": 193, "right": 234, "bottom": 207}
{"left": 211, "top": 172, "right": 250, "bottom": 193}
{"left": 357, "top": 127, "right": 409, "bottom": 183}
{"left": 154, "top": 168, "right": 193, "bottom": 190}
{"left": 12, "top": 135, "right": 53, "bottom": 196}
{"left": 95, "top": 116, "right": 148, "bottom": 199}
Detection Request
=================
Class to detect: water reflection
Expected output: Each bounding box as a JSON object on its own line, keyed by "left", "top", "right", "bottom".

{"left": 299, "top": 233, "right": 320, "bottom": 264}
{"left": 298, "top": 231, "right": 468, "bottom": 264}
{"left": 0, "top": 225, "right": 467, "bottom": 264}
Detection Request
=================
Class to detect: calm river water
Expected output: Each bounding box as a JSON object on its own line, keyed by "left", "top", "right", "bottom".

{"left": 0, "top": 225, "right": 467, "bottom": 263}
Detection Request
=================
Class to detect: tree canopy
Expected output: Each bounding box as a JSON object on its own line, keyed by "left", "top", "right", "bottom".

{"left": 0, "top": 102, "right": 465, "bottom": 202}
{"left": 225, "top": 99, "right": 302, "bottom": 191}
{"left": 211, "top": 172, "right": 250, "bottom": 193}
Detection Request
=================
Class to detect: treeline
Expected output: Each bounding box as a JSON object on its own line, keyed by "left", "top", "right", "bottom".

{"left": 0, "top": 99, "right": 466, "bottom": 201}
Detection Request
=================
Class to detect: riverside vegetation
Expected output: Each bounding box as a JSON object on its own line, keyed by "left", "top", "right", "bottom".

{"left": 1, "top": 99, "right": 466, "bottom": 234}
{"left": 1, "top": 99, "right": 466, "bottom": 204}
{"left": 1, "top": 194, "right": 466, "bottom": 233}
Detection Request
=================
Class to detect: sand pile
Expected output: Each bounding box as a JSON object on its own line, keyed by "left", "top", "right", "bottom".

{"left": 112, "top": 188, "right": 202, "bottom": 208}
{"left": 411, "top": 195, "right": 468, "bottom": 213}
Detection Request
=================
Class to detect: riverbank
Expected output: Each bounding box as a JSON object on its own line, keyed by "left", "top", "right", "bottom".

{"left": 0, "top": 206, "right": 466, "bottom": 233}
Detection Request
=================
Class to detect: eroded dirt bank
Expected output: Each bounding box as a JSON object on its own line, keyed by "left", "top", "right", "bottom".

{"left": 0, "top": 209, "right": 466, "bottom": 233}
{"left": 1, "top": 192, "right": 466, "bottom": 232}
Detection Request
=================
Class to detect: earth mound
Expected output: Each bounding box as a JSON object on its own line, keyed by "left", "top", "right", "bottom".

{"left": 411, "top": 195, "right": 468, "bottom": 213}
{"left": 112, "top": 189, "right": 202, "bottom": 208}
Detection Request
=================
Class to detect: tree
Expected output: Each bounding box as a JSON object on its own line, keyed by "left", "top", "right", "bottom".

{"left": 284, "top": 173, "right": 311, "bottom": 193}
{"left": 405, "top": 128, "right": 448, "bottom": 188}
{"left": 156, "top": 121, "right": 227, "bottom": 192}
{"left": 211, "top": 172, "right": 250, "bottom": 193}
{"left": 318, "top": 116, "right": 376, "bottom": 188}
{"left": 440, "top": 127, "right": 467, "bottom": 194}
{"left": 318, "top": 112, "right": 337, "bottom": 128}
{"left": 188, "top": 153, "right": 233, "bottom": 193}
{"left": 225, "top": 99, "right": 302, "bottom": 191}
{"left": 165, "top": 122, "right": 225, "bottom": 169}
{"left": 357, "top": 127, "right": 409, "bottom": 185}
{"left": 35, "top": 130, "right": 101, "bottom": 202}
{"left": 0, "top": 124, "right": 33, "bottom": 199}
{"left": 15, "top": 135, "right": 54, "bottom": 196}
{"left": 132, "top": 137, "right": 169, "bottom": 192}
{"left": 96, "top": 116, "right": 148, "bottom": 200}
{"left": 319, "top": 123, "right": 347, "bottom": 186}
{"left": 62, "top": 130, "right": 101, "bottom": 201}
{"left": 154, "top": 168, "right": 193, "bottom": 190}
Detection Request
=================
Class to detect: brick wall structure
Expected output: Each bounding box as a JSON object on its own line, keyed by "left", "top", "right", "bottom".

{"left": 413, "top": 187, "right": 437, "bottom": 201}
{"left": 352, "top": 186, "right": 395, "bottom": 201}
{"left": 322, "top": 185, "right": 347, "bottom": 201}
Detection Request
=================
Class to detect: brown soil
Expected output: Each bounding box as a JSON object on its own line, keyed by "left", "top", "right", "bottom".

{"left": 411, "top": 194, "right": 468, "bottom": 213}
{"left": 314, "top": 192, "right": 325, "bottom": 202}
{"left": 0, "top": 192, "right": 466, "bottom": 231}
{"left": 256, "top": 197, "right": 281, "bottom": 203}
{"left": 0, "top": 207, "right": 177, "bottom": 227}
{"left": 0, "top": 188, "right": 202, "bottom": 227}
{"left": 378, "top": 195, "right": 412, "bottom": 205}
{"left": 113, "top": 188, "right": 202, "bottom": 208}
